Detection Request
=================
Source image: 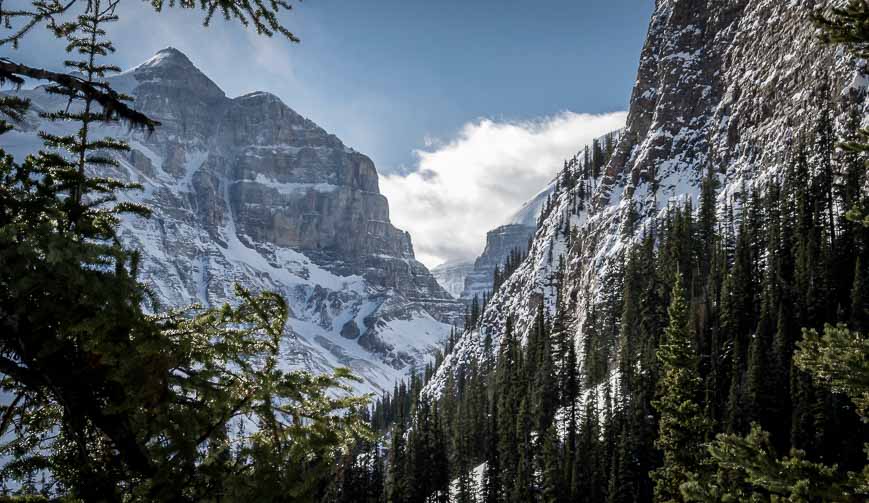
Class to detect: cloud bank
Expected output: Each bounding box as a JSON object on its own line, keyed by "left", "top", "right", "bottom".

{"left": 381, "top": 111, "right": 627, "bottom": 268}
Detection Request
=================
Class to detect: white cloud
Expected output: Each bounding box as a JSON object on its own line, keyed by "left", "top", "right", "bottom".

{"left": 381, "top": 111, "right": 627, "bottom": 268}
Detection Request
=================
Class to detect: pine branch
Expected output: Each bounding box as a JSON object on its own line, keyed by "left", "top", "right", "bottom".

{"left": 150, "top": 0, "right": 302, "bottom": 41}
{"left": 0, "top": 58, "right": 159, "bottom": 131}
{"left": 0, "top": 392, "right": 24, "bottom": 438}
{"left": 814, "top": 0, "right": 869, "bottom": 58}
{"left": 0, "top": 0, "right": 79, "bottom": 48}
{"left": 0, "top": 95, "right": 30, "bottom": 134}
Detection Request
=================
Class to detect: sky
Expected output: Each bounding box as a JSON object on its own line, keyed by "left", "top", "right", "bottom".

{"left": 5, "top": 0, "right": 654, "bottom": 266}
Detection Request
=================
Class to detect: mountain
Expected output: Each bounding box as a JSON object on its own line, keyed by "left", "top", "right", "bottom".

{"left": 505, "top": 179, "right": 558, "bottom": 228}
{"left": 429, "top": 187, "right": 549, "bottom": 303}
{"left": 458, "top": 224, "right": 536, "bottom": 301}
{"left": 425, "top": 0, "right": 869, "bottom": 397}
{"left": 431, "top": 223, "right": 537, "bottom": 303}
{"left": 4, "top": 47, "right": 464, "bottom": 395}
{"left": 431, "top": 206, "right": 544, "bottom": 303}
{"left": 431, "top": 130, "right": 621, "bottom": 304}
{"left": 431, "top": 260, "right": 476, "bottom": 299}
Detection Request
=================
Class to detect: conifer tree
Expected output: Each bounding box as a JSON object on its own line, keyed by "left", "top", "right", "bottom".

{"left": 561, "top": 332, "right": 581, "bottom": 490}
{"left": 512, "top": 397, "right": 534, "bottom": 503}
{"left": 745, "top": 284, "right": 775, "bottom": 428}
{"left": 698, "top": 164, "right": 719, "bottom": 281}
{"left": 814, "top": 0, "right": 869, "bottom": 226}
{"left": 651, "top": 276, "right": 709, "bottom": 502}
{"left": 482, "top": 400, "right": 501, "bottom": 503}
{"left": 592, "top": 139, "right": 605, "bottom": 181}
{"left": 851, "top": 258, "right": 868, "bottom": 331}
{"left": 534, "top": 332, "right": 558, "bottom": 434}
{"left": 496, "top": 317, "right": 520, "bottom": 499}
{"left": 540, "top": 425, "right": 564, "bottom": 503}
{"left": 576, "top": 389, "right": 605, "bottom": 502}
{"left": 814, "top": 96, "right": 837, "bottom": 251}
{"left": 387, "top": 416, "right": 409, "bottom": 503}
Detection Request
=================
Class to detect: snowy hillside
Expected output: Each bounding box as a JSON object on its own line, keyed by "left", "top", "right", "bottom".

{"left": 433, "top": 130, "right": 623, "bottom": 306}
{"left": 425, "top": 0, "right": 869, "bottom": 398}
{"left": 5, "top": 48, "right": 465, "bottom": 395}
{"left": 507, "top": 180, "right": 557, "bottom": 227}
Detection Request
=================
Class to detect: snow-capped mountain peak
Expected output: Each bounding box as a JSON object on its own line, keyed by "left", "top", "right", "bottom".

{"left": 5, "top": 48, "right": 464, "bottom": 395}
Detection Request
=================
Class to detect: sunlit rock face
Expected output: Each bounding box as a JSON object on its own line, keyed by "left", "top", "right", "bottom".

{"left": 6, "top": 47, "right": 464, "bottom": 394}
{"left": 459, "top": 224, "right": 537, "bottom": 301}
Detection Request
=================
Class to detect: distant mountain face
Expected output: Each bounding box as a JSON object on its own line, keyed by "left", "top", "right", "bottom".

{"left": 459, "top": 224, "right": 536, "bottom": 301}
{"left": 432, "top": 131, "right": 621, "bottom": 304}
{"left": 431, "top": 261, "right": 476, "bottom": 299}
{"left": 506, "top": 180, "right": 557, "bottom": 228}
{"left": 432, "top": 224, "right": 536, "bottom": 303}
{"left": 449, "top": 180, "right": 560, "bottom": 303}
{"left": 431, "top": 185, "right": 551, "bottom": 303}
{"left": 5, "top": 48, "right": 464, "bottom": 394}
{"left": 425, "top": 0, "right": 869, "bottom": 398}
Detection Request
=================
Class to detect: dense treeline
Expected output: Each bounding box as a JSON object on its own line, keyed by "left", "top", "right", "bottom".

{"left": 339, "top": 125, "right": 867, "bottom": 500}
{"left": 332, "top": 6, "right": 869, "bottom": 500}
{"left": 493, "top": 247, "right": 528, "bottom": 293}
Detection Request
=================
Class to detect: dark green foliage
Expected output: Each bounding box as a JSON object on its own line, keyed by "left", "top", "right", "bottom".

{"left": 540, "top": 426, "right": 563, "bottom": 503}
{"left": 814, "top": 0, "right": 869, "bottom": 58}
{"left": 682, "top": 424, "right": 859, "bottom": 502}
{"left": 815, "top": 1, "right": 869, "bottom": 227}
{"left": 340, "top": 8, "right": 869, "bottom": 502}
{"left": 795, "top": 324, "right": 869, "bottom": 419}
{"left": 0, "top": 1, "right": 373, "bottom": 501}
{"left": 651, "top": 277, "right": 710, "bottom": 502}
{"left": 0, "top": 95, "right": 29, "bottom": 134}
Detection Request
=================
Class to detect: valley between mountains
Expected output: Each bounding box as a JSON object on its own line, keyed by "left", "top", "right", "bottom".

{"left": 1, "top": 0, "right": 868, "bottom": 501}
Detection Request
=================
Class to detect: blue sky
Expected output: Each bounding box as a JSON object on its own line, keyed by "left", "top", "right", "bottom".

{"left": 7, "top": 0, "right": 655, "bottom": 264}
{"left": 11, "top": 0, "right": 653, "bottom": 171}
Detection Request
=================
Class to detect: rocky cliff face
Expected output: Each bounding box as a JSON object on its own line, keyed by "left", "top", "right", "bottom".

{"left": 432, "top": 183, "right": 555, "bottom": 303}
{"left": 431, "top": 261, "right": 476, "bottom": 299}
{"left": 425, "top": 0, "right": 869, "bottom": 397}
{"left": 431, "top": 129, "right": 619, "bottom": 305}
{"left": 6, "top": 48, "right": 463, "bottom": 394}
{"left": 459, "top": 224, "right": 536, "bottom": 301}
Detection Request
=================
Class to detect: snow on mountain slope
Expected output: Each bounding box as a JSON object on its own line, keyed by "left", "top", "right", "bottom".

{"left": 425, "top": 0, "right": 869, "bottom": 398}
{"left": 434, "top": 130, "right": 624, "bottom": 305}
{"left": 431, "top": 260, "right": 476, "bottom": 299}
{"left": 507, "top": 180, "right": 557, "bottom": 227}
{"left": 4, "top": 48, "right": 464, "bottom": 395}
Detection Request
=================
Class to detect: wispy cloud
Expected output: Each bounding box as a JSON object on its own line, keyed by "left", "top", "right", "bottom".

{"left": 381, "top": 111, "right": 627, "bottom": 268}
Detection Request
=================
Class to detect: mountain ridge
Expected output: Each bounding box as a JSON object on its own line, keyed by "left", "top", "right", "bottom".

{"left": 5, "top": 48, "right": 463, "bottom": 394}
{"left": 424, "top": 0, "right": 869, "bottom": 399}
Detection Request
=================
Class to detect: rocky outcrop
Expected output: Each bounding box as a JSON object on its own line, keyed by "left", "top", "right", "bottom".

{"left": 121, "top": 50, "right": 455, "bottom": 305}
{"left": 460, "top": 224, "right": 536, "bottom": 301}
{"left": 432, "top": 225, "right": 536, "bottom": 303}
{"left": 7, "top": 47, "right": 464, "bottom": 394}
{"left": 425, "top": 0, "right": 869, "bottom": 397}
